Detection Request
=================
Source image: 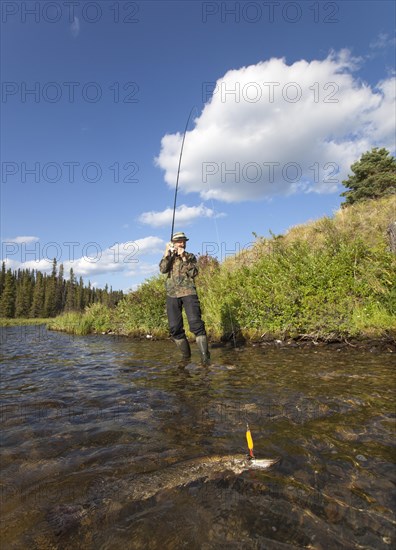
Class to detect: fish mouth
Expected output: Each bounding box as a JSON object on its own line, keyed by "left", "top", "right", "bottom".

{"left": 220, "top": 455, "right": 280, "bottom": 473}
{"left": 245, "top": 457, "right": 281, "bottom": 469}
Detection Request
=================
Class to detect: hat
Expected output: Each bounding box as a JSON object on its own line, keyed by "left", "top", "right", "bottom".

{"left": 172, "top": 232, "right": 189, "bottom": 242}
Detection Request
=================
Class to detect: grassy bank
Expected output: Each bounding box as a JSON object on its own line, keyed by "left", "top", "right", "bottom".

{"left": 0, "top": 318, "right": 51, "bottom": 327}
{"left": 48, "top": 197, "right": 396, "bottom": 341}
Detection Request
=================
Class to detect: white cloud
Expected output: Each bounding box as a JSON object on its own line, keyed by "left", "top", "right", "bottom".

{"left": 60, "top": 236, "right": 165, "bottom": 278}
{"left": 125, "top": 262, "right": 160, "bottom": 278}
{"left": 155, "top": 50, "right": 396, "bottom": 203}
{"left": 2, "top": 236, "right": 165, "bottom": 280}
{"left": 3, "top": 236, "right": 40, "bottom": 244}
{"left": 369, "top": 32, "right": 396, "bottom": 52}
{"left": 70, "top": 16, "right": 80, "bottom": 38}
{"left": 138, "top": 203, "right": 224, "bottom": 227}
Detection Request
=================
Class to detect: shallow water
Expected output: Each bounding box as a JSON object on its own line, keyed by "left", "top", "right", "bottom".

{"left": 0, "top": 325, "right": 395, "bottom": 549}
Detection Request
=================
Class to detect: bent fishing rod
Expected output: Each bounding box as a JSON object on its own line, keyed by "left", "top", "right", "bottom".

{"left": 170, "top": 106, "right": 197, "bottom": 241}
{"left": 168, "top": 106, "right": 238, "bottom": 349}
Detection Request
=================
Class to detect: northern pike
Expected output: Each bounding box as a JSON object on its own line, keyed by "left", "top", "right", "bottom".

{"left": 121, "top": 454, "right": 280, "bottom": 502}
{"left": 47, "top": 454, "right": 279, "bottom": 538}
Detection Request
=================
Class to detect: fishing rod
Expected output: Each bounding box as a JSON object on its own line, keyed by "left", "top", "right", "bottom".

{"left": 170, "top": 106, "right": 197, "bottom": 241}
{"left": 168, "top": 106, "right": 238, "bottom": 350}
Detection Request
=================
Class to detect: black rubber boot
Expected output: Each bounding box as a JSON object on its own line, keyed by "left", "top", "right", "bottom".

{"left": 196, "top": 335, "right": 211, "bottom": 366}
{"left": 174, "top": 337, "right": 191, "bottom": 360}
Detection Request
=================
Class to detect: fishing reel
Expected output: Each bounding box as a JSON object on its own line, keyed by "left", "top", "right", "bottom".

{"left": 168, "top": 242, "right": 176, "bottom": 255}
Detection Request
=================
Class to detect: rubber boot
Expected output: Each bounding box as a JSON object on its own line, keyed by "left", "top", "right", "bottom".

{"left": 174, "top": 337, "right": 191, "bottom": 361}
{"left": 196, "top": 335, "right": 211, "bottom": 366}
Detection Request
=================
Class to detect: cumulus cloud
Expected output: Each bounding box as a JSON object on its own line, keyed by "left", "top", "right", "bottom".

{"left": 2, "top": 236, "right": 165, "bottom": 280}
{"left": 155, "top": 50, "right": 396, "bottom": 203}
{"left": 138, "top": 203, "right": 224, "bottom": 227}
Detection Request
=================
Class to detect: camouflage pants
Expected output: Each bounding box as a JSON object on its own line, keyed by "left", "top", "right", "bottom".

{"left": 166, "top": 294, "right": 206, "bottom": 339}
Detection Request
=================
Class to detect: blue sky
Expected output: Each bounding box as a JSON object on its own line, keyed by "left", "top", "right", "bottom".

{"left": 1, "top": 0, "right": 395, "bottom": 291}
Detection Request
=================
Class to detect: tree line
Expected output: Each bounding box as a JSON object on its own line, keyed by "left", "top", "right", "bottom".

{"left": 0, "top": 260, "right": 124, "bottom": 318}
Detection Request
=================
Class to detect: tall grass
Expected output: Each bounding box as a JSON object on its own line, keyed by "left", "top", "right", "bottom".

{"left": 47, "top": 312, "right": 92, "bottom": 335}
{"left": 0, "top": 318, "right": 50, "bottom": 327}
{"left": 47, "top": 303, "right": 113, "bottom": 335}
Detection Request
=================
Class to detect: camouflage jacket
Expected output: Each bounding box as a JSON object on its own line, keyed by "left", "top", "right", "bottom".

{"left": 159, "top": 252, "right": 198, "bottom": 298}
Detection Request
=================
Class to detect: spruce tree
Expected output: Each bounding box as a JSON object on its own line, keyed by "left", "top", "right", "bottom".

{"left": 84, "top": 281, "right": 92, "bottom": 307}
{"left": 0, "top": 269, "right": 16, "bottom": 318}
{"left": 76, "top": 277, "right": 85, "bottom": 311}
{"left": 56, "top": 263, "right": 65, "bottom": 314}
{"left": 15, "top": 270, "right": 33, "bottom": 317}
{"left": 341, "top": 147, "right": 396, "bottom": 206}
{"left": 65, "top": 268, "right": 76, "bottom": 311}
{"left": 44, "top": 259, "right": 57, "bottom": 317}
{"left": 30, "top": 271, "right": 45, "bottom": 318}
{"left": 0, "top": 262, "right": 6, "bottom": 297}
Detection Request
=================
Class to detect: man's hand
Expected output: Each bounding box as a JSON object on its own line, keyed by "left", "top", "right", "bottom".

{"left": 164, "top": 242, "right": 174, "bottom": 256}
{"left": 176, "top": 247, "right": 185, "bottom": 257}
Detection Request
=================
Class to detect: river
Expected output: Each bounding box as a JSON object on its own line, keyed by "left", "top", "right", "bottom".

{"left": 0, "top": 325, "right": 394, "bottom": 549}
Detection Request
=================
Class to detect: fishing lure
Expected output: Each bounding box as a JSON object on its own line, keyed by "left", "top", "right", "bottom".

{"left": 246, "top": 423, "right": 255, "bottom": 459}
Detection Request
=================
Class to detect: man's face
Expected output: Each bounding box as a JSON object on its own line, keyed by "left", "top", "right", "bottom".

{"left": 173, "top": 239, "right": 186, "bottom": 251}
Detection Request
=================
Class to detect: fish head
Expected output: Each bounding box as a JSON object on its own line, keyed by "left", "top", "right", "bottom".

{"left": 219, "top": 455, "right": 279, "bottom": 474}
{"left": 247, "top": 457, "right": 280, "bottom": 470}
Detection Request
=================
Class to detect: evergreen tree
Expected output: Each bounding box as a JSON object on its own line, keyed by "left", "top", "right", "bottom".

{"left": 341, "top": 147, "right": 396, "bottom": 206}
{"left": 103, "top": 284, "right": 109, "bottom": 306}
{"left": 0, "top": 269, "right": 16, "bottom": 318}
{"left": 65, "top": 268, "right": 76, "bottom": 311}
{"left": 84, "top": 281, "right": 93, "bottom": 307}
{"left": 15, "top": 270, "right": 33, "bottom": 317}
{"left": 0, "top": 261, "right": 6, "bottom": 297}
{"left": 30, "top": 271, "right": 45, "bottom": 318}
{"left": 76, "top": 277, "right": 85, "bottom": 311}
{"left": 56, "top": 263, "right": 65, "bottom": 314}
{"left": 44, "top": 259, "right": 58, "bottom": 317}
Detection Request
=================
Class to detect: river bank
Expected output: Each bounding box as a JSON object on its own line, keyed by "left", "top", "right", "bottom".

{"left": 45, "top": 320, "right": 396, "bottom": 354}
{"left": 2, "top": 317, "right": 394, "bottom": 354}
{"left": 0, "top": 317, "right": 50, "bottom": 326}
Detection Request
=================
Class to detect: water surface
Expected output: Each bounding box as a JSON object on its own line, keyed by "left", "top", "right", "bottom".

{"left": 1, "top": 326, "right": 394, "bottom": 549}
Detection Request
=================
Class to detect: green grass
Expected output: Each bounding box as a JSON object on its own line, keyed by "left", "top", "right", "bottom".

{"left": 47, "top": 196, "right": 396, "bottom": 341}
{"left": 47, "top": 303, "right": 114, "bottom": 336}
{"left": 0, "top": 318, "right": 51, "bottom": 327}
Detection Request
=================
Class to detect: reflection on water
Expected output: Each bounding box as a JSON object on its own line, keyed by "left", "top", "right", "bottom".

{"left": 0, "top": 326, "right": 394, "bottom": 549}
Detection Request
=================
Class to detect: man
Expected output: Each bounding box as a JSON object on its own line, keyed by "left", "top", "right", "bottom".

{"left": 159, "top": 232, "right": 210, "bottom": 365}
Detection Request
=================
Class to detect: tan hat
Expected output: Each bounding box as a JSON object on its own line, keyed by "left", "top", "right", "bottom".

{"left": 172, "top": 232, "right": 189, "bottom": 242}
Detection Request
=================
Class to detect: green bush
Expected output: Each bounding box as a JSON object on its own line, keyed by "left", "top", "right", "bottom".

{"left": 84, "top": 302, "right": 113, "bottom": 333}
{"left": 115, "top": 276, "right": 168, "bottom": 336}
